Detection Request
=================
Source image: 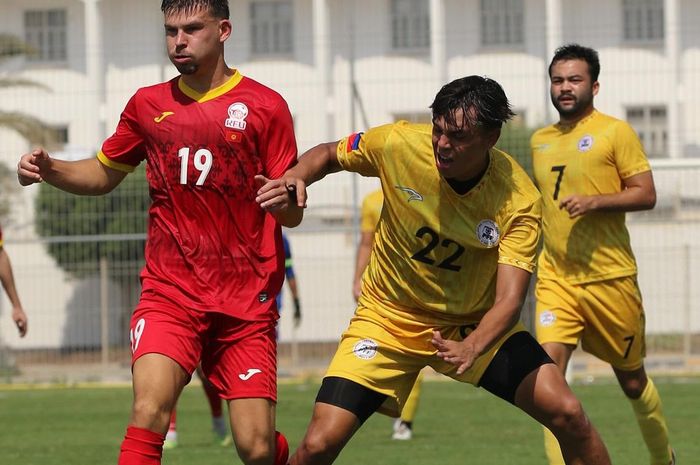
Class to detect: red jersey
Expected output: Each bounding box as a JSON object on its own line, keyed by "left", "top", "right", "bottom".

{"left": 98, "top": 70, "right": 297, "bottom": 320}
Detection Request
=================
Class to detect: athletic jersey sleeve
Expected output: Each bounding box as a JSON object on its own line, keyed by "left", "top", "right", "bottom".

{"left": 260, "top": 99, "right": 298, "bottom": 179}
{"left": 497, "top": 197, "right": 541, "bottom": 272}
{"left": 282, "top": 235, "right": 295, "bottom": 279}
{"left": 336, "top": 124, "right": 398, "bottom": 177}
{"left": 98, "top": 93, "right": 145, "bottom": 172}
{"left": 612, "top": 121, "right": 651, "bottom": 180}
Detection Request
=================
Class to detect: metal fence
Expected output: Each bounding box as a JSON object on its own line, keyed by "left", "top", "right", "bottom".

{"left": 1, "top": 156, "right": 699, "bottom": 383}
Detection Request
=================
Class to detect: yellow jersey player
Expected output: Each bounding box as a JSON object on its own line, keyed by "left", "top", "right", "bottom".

{"left": 531, "top": 44, "right": 674, "bottom": 465}
{"left": 353, "top": 188, "right": 423, "bottom": 440}
{"left": 257, "top": 75, "right": 612, "bottom": 465}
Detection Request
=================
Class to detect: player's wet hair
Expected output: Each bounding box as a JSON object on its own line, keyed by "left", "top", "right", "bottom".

{"left": 549, "top": 43, "right": 600, "bottom": 82}
{"left": 430, "top": 75, "right": 514, "bottom": 132}
{"left": 161, "top": 0, "right": 230, "bottom": 19}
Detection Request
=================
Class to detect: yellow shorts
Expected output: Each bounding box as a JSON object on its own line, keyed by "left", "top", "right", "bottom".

{"left": 534, "top": 275, "right": 646, "bottom": 370}
{"left": 324, "top": 305, "right": 527, "bottom": 417}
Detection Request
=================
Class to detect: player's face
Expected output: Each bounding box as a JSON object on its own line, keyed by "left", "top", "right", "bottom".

{"left": 550, "top": 59, "right": 599, "bottom": 121}
{"left": 164, "top": 8, "right": 230, "bottom": 75}
{"left": 431, "top": 109, "right": 499, "bottom": 181}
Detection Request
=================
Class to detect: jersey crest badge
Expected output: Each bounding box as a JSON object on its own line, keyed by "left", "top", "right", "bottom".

{"left": 577, "top": 135, "right": 594, "bottom": 152}
{"left": 225, "top": 102, "right": 249, "bottom": 130}
{"left": 476, "top": 219, "right": 500, "bottom": 247}
{"left": 395, "top": 186, "right": 424, "bottom": 202}
{"left": 539, "top": 310, "right": 556, "bottom": 327}
{"left": 353, "top": 338, "right": 378, "bottom": 360}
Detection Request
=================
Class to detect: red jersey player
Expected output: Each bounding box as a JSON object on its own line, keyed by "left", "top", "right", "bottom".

{"left": 17, "top": 1, "right": 301, "bottom": 464}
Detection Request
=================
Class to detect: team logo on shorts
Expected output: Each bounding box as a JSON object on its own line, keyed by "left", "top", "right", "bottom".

{"left": 353, "top": 338, "right": 379, "bottom": 360}
{"left": 577, "top": 135, "right": 594, "bottom": 152}
{"left": 539, "top": 310, "right": 556, "bottom": 327}
{"left": 476, "top": 220, "right": 500, "bottom": 247}
{"left": 225, "top": 102, "right": 249, "bottom": 130}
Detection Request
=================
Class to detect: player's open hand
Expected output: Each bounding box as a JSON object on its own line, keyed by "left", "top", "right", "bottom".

{"left": 17, "top": 148, "right": 50, "bottom": 186}
{"left": 559, "top": 194, "right": 596, "bottom": 218}
{"left": 255, "top": 174, "right": 307, "bottom": 211}
{"left": 431, "top": 330, "right": 478, "bottom": 375}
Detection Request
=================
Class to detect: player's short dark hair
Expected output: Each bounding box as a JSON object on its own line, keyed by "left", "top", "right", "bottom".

{"left": 548, "top": 43, "right": 600, "bottom": 82}
{"left": 430, "top": 75, "right": 514, "bottom": 131}
{"left": 161, "top": 0, "right": 230, "bottom": 19}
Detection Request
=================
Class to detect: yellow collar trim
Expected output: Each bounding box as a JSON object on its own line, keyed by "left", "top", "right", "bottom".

{"left": 177, "top": 70, "right": 243, "bottom": 103}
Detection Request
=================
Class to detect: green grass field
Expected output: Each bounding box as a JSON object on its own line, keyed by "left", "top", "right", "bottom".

{"left": 1, "top": 376, "right": 697, "bottom": 465}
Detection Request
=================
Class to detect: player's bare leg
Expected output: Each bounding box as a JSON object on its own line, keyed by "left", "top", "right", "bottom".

{"left": 118, "top": 353, "right": 190, "bottom": 464}
{"left": 515, "top": 363, "right": 612, "bottom": 465}
{"left": 289, "top": 403, "right": 360, "bottom": 465}
{"left": 540, "top": 342, "right": 576, "bottom": 465}
{"left": 130, "top": 353, "right": 190, "bottom": 432}
{"left": 229, "top": 397, "right": 281, "bottom": 465}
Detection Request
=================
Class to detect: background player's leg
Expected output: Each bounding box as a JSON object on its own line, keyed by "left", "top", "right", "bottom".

{"left": 196, "top": 364, "right": 228, "bottom": 444}
{"left": 392, "top": 371, "right": 423, "bottom": 440}
{"left": 613, "top": 366, "right": 673, "bottom": 465}
{"left": 118, "top": 353, "right": 190, "bottom": 465}
{"left": 163, "top": 409, "right": 178, "bottom": 449}
{"left": 515, "top": 363, "right": 611, "bottom": 465}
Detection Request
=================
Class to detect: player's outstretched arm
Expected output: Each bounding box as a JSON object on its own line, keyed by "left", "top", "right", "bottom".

{"left": 256, "top": 141, "right": 343, "bottom": 216}
{"left": 432, "top": 264, "right": 530, "bottom": 374}
{"left": 18, "top": 148, "right": 127, "bottom": 195}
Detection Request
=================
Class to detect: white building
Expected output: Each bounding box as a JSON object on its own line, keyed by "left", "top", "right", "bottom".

{"left": 1, "top": 0, "right": 699, "bottom": 351}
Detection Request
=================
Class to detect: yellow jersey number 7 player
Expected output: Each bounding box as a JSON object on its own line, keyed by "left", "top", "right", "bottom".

{"left": 257, "top": 75, "right": 612, "bottom": 465}
{"left": 531, "top": 44, "right": 674, "bottom": 465}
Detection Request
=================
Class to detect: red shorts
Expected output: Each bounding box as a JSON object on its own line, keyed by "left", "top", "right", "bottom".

{"left": 129, "top": 293, "right": 278, "bottom": 401}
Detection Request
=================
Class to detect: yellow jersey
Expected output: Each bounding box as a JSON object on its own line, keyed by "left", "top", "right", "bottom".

{"left": 360, "top": 189, "right": 383, "bottom": 233}
{"left": 337, "top": 121, "right": 541, "bottom": 327}
{"left": 531, "top": 110, "right": 651, "bottom": 284}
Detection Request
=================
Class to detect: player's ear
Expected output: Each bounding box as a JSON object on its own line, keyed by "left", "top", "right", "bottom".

{"left": 219, "top": 19, "right": 232, "bottom": 41}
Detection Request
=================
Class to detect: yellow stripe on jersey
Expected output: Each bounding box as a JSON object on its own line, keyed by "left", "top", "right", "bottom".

{"left": 337, "top": 121, "right": 541, "bottom": 327}
{"left": 531, "top": 110, "right": 650, "bottom": 284}
{"left": 360, "top": 189, "right": 383, "bottom": 233}
{"left": 177, "top": 69, "right": 244, "bottom": 103}
{"left": 97, "top": 151, "right": 136, "bottom": 173}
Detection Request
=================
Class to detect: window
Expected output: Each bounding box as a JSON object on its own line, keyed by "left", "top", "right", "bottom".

{"left": 623, "top": 0, "right": 664, "bottom": 42}
{"left": 250, "top": 1, "right": 293, "bottom": 56}
{"left": 626, "top": 106, "right": 667, "bottom": 158}
{"left": 480, "top": 0, "right": 524, "bottom": 47}
{"left": 24, "top": 9, "right": 67, "bottom": 62}
{"left": 390, "top": 0, "right": 430, "bottom": 51}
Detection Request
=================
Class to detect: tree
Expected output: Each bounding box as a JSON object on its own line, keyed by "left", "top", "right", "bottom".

{"left": 0, "top": 34, "right": 57, "bottom": 225}
{"left": 35, "top": 164, "right": 149, "bottom": 340}
{"left": 35, "top": 163, "right": 149, "bottom": 280}
{"left": 496, "top": 123, "right": 536, "bottom": 178}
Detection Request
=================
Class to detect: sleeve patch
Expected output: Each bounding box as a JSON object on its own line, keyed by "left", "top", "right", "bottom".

{"left": 347, "top": 132, "right": 364, "bottom": 153}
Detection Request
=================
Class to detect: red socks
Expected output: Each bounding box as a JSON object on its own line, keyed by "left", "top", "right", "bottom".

{"left": 118, "top": 426, "right": 165, "bottom": 465}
